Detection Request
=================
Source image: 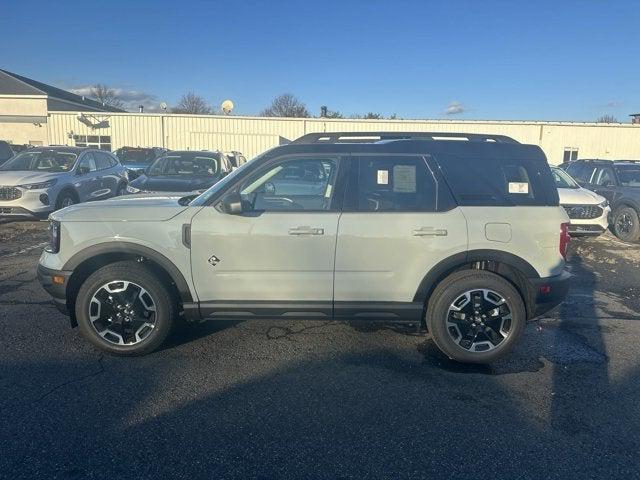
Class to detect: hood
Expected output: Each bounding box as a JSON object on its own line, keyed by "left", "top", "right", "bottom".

{"left": 0, "top": 171, "right": 61, "bottom": 186}
{"left": 51, "top": 194, "right": 192, "bottom": 222}
{"left": 558, "top": 186, "right": 605, "bottom": 205}
{"left": 130, "top": 174, "right": 220, "bottom": 193}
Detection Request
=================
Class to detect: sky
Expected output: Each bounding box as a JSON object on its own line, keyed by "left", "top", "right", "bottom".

{"left": 2, "top": 0, "right": 639, "bottom": 121}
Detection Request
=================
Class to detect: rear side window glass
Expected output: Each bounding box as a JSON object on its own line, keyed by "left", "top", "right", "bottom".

{"left": 95, "top": 152, "right": 112, "bottom": 170}
{"left": 347, "top": 156, "right": 437, "bottom": 212}
{"left": 435, "top": 154, "right": 557, "bottom": 206}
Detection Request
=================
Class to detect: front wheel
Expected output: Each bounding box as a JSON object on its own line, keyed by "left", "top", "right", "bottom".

{"left": 75, "top": 261, "right": 176, "bottom": 355}
{"left": 611, "top": 206, "right": 640, "bottom": 242}
{"left": 426, "top": 270, "right": 526, "bottom": 364}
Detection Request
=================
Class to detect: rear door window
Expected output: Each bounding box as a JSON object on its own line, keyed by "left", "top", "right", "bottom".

{"left": 435, "top": 154, "right": 557, "bottom": 206}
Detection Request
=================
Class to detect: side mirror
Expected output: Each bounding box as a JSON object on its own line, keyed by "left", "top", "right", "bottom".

{"left": 220, "top": 192, "right": 243, "bottom": 215}
{"left": 76, "top": 166, "right": 90, "bottom": 175}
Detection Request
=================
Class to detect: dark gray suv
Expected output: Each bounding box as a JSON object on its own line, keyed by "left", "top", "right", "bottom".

{"left": 0, "top": 146, "right": 128, "bottom": 218}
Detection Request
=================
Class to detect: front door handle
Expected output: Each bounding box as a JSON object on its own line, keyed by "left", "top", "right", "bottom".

{"left": 412, "top": 227, "right": 448, "bottom": 237}
{"left": 289, "top": 226, "right": 324, "bottom": 236}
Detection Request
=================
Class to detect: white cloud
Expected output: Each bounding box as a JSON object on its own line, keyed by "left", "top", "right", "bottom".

{"left": 69, "top": 85, "right": 161, "bottom": 112}
{"left": 444, "top": 101, "right": 466, "bottom": 115}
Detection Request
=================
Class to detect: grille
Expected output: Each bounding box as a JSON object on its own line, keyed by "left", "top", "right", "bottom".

{"left": 0, "top": 186, "right": 22, "bottom": 201}
{"left": 563, "top": 204, "right": 603, "bottom": 220}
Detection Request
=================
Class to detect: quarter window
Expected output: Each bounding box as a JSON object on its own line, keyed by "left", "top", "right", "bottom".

{"left": 240, "top": 157, "right": 338, "bottom": 211}
{"left": 348, "top": 156, "right": 437, "bottom": 212}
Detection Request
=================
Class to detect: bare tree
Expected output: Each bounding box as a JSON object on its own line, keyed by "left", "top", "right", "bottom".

{"left": 363, "top": 112, "right": 383, "bottom": 119}
{"left": 260, "top": 94, "right": 310, "bottom": 118}
{"left": 325, "top": 110, "right": 344, "bottom": 119}
{"left": 172, "top": 92, "right": 212, "bottom": 114}
{"left": 596, "top": 114, "right": 618, "bottom": 123}
{"left": 90, "top": 84, "right": 124, "bottom": 109}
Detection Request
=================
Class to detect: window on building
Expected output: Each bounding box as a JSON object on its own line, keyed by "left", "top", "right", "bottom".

{"left": 562, "top": 147, "right": 579, "bottom": 163}
{"left": 74, "top": 135, "right": 112, "bottom": 151}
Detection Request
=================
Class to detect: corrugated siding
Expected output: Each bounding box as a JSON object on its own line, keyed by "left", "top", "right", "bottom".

{"left": 46, "top": 112, "right": 640, "bottom": 164}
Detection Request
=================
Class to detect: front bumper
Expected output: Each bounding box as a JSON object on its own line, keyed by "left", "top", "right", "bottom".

{"left": 528, "top": 270, "right": 571, "bottom": 318}
{"left": 0, "top": 188, "right": 54, "bottom": 217}
{"left": 563, "top": 204, "right": 610, "bottom": 237}
{"left": 37, "top": 263, "right": 72, "bottom": 316}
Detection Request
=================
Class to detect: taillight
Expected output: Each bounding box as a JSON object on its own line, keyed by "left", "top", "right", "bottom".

{"left": 559, "top": 222, "right": 570, "bottom": 260}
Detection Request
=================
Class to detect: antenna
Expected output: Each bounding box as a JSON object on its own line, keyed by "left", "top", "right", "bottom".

{"left": 221, "top": 99, "right": 234, "bottom": 115}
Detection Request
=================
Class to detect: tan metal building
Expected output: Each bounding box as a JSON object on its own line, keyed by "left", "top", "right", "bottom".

{"left": 1, "top": 69, "right": 639, "bottom": 165}
{"left": 40, "top": 112, "right": 640, "bottom": 165}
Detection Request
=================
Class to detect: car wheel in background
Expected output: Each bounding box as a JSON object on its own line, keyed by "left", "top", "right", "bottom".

{"left": 611, "top": 206, "right": 640, "bottom": 242}
{"left": 75, "top": 261, "right": 176, "bottom": 356}
{"left": 426, "top": 270, "right": 526, "bottom": 364}
{"left": 55, "top": 190, "right": 77, "bottom": 210}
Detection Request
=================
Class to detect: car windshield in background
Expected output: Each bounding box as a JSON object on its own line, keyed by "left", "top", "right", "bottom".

{"left": 616, "top": 165, "right": 640, "bottom": 187}
{"left": 147, "top": 153, "right": 219, "bottom": 176}
{"left": 0, "top": 150, "right": 77, "bottom": 172}
{"left": 551, "top": 167, "right": 580, "bottom": 189}
{"left": 0, "top": 142, "right": 13, "bottom": 162}
{"left": 116, "top": 148, "right": 157, "bottom": 165}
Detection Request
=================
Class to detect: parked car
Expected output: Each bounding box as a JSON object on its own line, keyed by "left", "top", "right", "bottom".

{"left": 0, "top": 140, "right": 14, "bottom": 166}
{"left": 125, "top": 150, "right": 233, "bottom": 195}
{"left": 551, "top": 166, "right": 610, "bottom": 237}
{"left": 562, "top": 159, "right": 640, "bottom": 241}
{"left": 113, "top": 146, "right": 167, "bottom": 180}
{"left": 0, "top": 146, "right": 128, "bottom": 218}
{"left": 38, "top": 131, "right": 570, "bottom": 363}
{"left": 225, "top": 150, "right": 247, "bottom": 169}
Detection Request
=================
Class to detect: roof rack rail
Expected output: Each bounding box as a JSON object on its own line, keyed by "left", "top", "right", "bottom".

{"left": 291, "top": 131, "right": 519, "bottom": 144}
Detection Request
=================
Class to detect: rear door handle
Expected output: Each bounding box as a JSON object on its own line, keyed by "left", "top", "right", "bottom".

{"left": 289, "top": 226, "right": 325, "bottom": 236}
{"left": 412, "top": 227, "right": 448, "bottom": 237}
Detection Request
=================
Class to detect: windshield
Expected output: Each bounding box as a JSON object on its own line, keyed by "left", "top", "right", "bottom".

{"left": 147, "top": 153, "right": 219, "bottom": 176}
{"left": 115, "top": 148, "right": 157, "bottom": 165}
{"left": 551, "top": 167, "right": 580, "bottom": 189}
{"left": 190, "top": 159, "right": 254, "bottom": 206}
{"left": 0, "top": 150, "right": 77, "bottom": 172}
{"left": 616, "top": 165, "right": 640, "bottom": 187}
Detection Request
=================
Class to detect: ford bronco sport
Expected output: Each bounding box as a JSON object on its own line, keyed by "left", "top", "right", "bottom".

{"left": 38, "top": 132, "right": 571, "bottom": 363}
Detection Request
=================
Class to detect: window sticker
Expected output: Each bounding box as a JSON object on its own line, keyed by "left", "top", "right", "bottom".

{"left": 377, "top": 169, "right": 389, "bottom": 185}
{"left": 393, "top": 165, "right": 417, "bottom": 193}
{"left": 508, "top": 182, "right": 529, "bottom": 194}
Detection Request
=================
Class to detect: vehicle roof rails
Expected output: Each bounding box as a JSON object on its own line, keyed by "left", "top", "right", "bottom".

{"left": 291, "top": 132, "right": 519, "bottom": 144}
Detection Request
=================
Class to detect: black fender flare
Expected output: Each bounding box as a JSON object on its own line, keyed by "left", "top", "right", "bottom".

{"left": 63, "top": 241, "right": 194, "bottom": 303}
{"left": 413, "top": 249, "right": 539, "bottom": 302}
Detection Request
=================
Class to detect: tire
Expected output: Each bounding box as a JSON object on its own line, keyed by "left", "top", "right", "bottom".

{"left": 611, "top": 206, "right": 640, "bottom": 242}
{"left": 75, "top": 261, "right": 176, "bottom": 356}
{"left": 426, "top": 270, "right": 526, "bottom": 364}
{"left": 55, "top": 190, "right": 77, "bottom": 210}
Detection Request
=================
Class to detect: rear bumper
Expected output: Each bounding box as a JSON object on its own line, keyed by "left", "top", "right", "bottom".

{"left": 528, "top": 270, "right": 571, "bottom": 318}
{"left": 37, "top": 263, "right": 71, "bottom": 315}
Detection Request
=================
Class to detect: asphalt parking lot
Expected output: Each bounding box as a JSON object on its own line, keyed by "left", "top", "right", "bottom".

{"left": 1, "top": 220, "right": 639, "bottom": 479}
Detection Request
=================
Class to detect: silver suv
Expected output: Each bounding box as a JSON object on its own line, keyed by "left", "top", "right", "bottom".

{"left": 38, "top": 132, "right": 571, "bottom": 363}
{"left": 0, "top": 146, "right": 128, "bottom": 218}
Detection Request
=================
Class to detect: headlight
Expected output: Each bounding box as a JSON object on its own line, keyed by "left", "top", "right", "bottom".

{"left": 599, "top": 199, "right": 610, "bottom": 208}
{"left": 126, "top": 185, "right": 141, "bottom": 193}
{"left": 45, "top": 220, "right": 61, "bottom": 254}
{"left": 18, "top": 179, "right": 58, "bottom": 190}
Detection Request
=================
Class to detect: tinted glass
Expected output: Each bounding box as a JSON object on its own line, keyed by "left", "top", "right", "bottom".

{"left": 436, "top": 154, "right": 557, "bottom": 206}
{"left": 348, "top": 156, "right": 437, "bottom": 212}
{"left": 1, "top": 150, "right": 77, "bottom": 172}
{"left": 0, "top": 142, "right": 13, "bottom": 162}
{"left": 240, "top": 157, "right": 338, "bottom": 211}
{"left": 616, "top": 165, "right": 640, "bottom": 187}
{"left": 565, "top": 163, "right": 595, "bottom": 183}
{"left": 116, "top": 148, "right": 157, "bottom": 165}
{"left": 148, "top": 153, "right": 219, "bottom": 176}
{"left": 94, "top": 152, "right": 112, "bottom": 170}
{"left": 593, "top": 167, "right": 616, "bottom": 186}
{"left": 78, "top": 153, "right": 97, "bottom": 172}
{"left": 551, "top": 167, "right": 580, "bottom": 189}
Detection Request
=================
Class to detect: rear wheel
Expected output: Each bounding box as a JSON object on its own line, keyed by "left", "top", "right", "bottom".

{"left": 611, "top": 206, "right": 640, "bottom": 242}
{"left": 426, "top": 270, "right": 526, "bottom": 364}
{"left": 75, "top": 261, "right": 176, "bottom": 355}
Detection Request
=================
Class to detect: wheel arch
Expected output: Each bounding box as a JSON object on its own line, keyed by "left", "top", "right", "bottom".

{"left": 63, "top": 242, "right": 194, "bottom": 326}
{"left": 413, "top": 250, "right": 539, "bottom": 319}
{"left": 57, "top": 185, "right": 80, "bottom": 203}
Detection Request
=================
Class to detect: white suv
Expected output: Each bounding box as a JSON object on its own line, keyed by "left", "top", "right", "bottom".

{"left": 38, "top": 132, "right": 571, "bottom": 363}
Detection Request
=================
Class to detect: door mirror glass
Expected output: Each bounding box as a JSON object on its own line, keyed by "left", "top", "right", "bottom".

{"left": 220, "top": 192, "right": 243, "bottom": 215}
